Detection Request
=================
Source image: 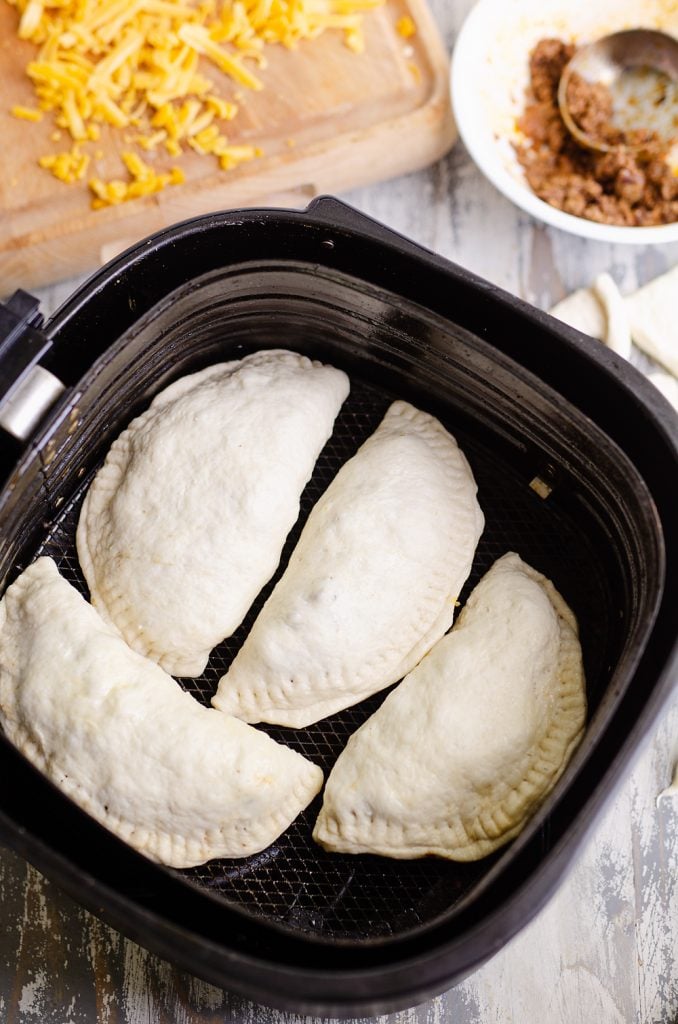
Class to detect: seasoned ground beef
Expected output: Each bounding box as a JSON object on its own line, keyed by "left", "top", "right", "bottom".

{"left": 514, "top": 38, "right": 678, "bottom": 226}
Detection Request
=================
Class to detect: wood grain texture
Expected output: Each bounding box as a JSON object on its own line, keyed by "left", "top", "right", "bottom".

{"left": 1, "top": 0, "right": 677, "bottom": 1020}
{"left": 0, "top": 0, "right": 454, "bottom": 294}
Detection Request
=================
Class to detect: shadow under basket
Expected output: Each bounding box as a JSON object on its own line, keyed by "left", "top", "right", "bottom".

{"left": 0, "top": 198, "right": 675, "bottom": 1016}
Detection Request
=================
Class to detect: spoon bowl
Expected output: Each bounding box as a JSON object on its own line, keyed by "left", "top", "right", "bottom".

{"left": 558, "top": 29, "right": 678, "bottom": 153}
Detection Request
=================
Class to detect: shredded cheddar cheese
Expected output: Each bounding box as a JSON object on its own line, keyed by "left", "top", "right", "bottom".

{"left": 39, "top": 142, "right": 90, "bottom": 181}
{"left": 395, "top": 14, "right": 415, "bottom": 38}
{"left": 11, "top": 103, "right": 43, "bottom": 120}
{"left": 89, "top": 152, "right": 185, "bottom": 206}
{"left": 6, "top": 0, "right": 384, "bottom": 207}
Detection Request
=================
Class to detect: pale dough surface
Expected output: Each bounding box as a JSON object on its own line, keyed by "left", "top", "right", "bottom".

{"left": 0, "top": 558, "right": 323, "bottom": 868}
{"left": 590, "top": 274, "right": 631, "bottom": 359}
{"left": 214, "top": 400, "right": 484, "bottom": 728}
{"left": 550, "top": 266, "right": 678, "bottom": 376}
{"left": 648, "top": 372, "right": 678, "bottom": 412}
{"left": 313, "top": 552, "right": 586, "bottom": 861}
{"left": 77, "top": 350, "right": 349, "bottom": 677}
{"left": 550, "top": 284, "right": 607, "bottom": 341}
{"left": 626, "top": 266, "right": 678, "bottom": 377}
{"left": 549, "top": 273, "right": 631, "bottom": 357}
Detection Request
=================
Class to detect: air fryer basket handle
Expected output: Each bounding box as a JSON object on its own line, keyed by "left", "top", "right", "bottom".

{"left": 0, "top": 292, "right": 65, "bottom": 441}
{"left": 307, "top": 196, "right": 435, "bottom": 260}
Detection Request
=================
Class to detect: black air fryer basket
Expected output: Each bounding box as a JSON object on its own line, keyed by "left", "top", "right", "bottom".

{"left": 0, "top": 198, "right": 675, "bottom": 1016}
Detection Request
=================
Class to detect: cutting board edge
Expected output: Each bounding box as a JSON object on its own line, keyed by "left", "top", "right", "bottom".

{"left": 0, "top": 0, "right": 456, "bottom": 295}
{"left": 1, "top": 95, "right": 457, "bottom": 295}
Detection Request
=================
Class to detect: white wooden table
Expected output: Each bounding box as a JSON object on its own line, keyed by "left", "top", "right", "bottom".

{"left": 1, "top": 0, "right": 677, "bottom": 1020}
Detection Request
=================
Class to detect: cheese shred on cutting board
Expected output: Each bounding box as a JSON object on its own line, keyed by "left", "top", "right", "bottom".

{"left": 6, "top": 0, "right": 385, "bottom": 206}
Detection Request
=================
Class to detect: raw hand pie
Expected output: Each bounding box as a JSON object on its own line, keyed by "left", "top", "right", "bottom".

{"left": 213, "top": 400, "right": 484, "bottom": 728}
{"left": 77, "top": 350, "right": 349, "bottom": 677}
{"left": 0, "top": 558, "right": 323, "bottom": 869}
{"left": 313, "top": 552, "right": 586, "bottom": 861}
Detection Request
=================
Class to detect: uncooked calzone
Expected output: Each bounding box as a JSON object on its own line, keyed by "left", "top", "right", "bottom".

{"left": 213, "top": 401, "right": 485, "bottom": 728}
{"left": 0, "top": 558, "right": 323, "bottom": 868}
{"left": 313, "top": 553, "right": 586, "bottom": 861}
{"left": 77, "top": 350, "right": 349, "bottom": 677}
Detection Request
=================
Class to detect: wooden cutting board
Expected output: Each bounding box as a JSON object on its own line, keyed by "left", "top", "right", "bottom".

{"left": 0, "top": 0, "right": 455, "bottom": 294}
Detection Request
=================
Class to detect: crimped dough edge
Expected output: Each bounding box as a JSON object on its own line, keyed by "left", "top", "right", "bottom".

{"left": 215, "top": 400, "right": 485, "bottom": 727}
{"left": 0, "top": 558, "right": 324, "bottom": 869}
{"left": 313, "top": 557, "right": 586, "bottom": 860}
{"left": 77, "top": 350, "right": 342, "bottom": 677}
{"left": 1, "top": 713, "right": 323, "bottom": 869}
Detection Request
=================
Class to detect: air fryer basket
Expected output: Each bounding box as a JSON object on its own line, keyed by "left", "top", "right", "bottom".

{"left": 0, "top": 198, "right": 675, "bottom": 1015}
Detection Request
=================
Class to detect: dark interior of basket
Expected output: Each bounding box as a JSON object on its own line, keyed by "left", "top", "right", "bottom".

{"left": 0, "top": 263, "right": 660, "bottom": 941}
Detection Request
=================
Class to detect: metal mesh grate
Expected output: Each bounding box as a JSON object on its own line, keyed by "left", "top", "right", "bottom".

{"left": 35, "top": 379, "right": 612, "bottom": 939}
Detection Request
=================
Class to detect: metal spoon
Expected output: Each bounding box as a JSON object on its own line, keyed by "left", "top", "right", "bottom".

{"left": 558, "top": 29, "right": 678, "bottom": 153}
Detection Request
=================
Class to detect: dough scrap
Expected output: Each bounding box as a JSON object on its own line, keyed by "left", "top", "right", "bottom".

{"left": 550, "top": 285, "right": 607, "bottom": 339}
{"left": 626, "top": 265, "right": 678, "bottom": 377}
{"left": 214, "top": 400, "right": 484, "bottom": 728}
{"left": 550, "top": 273, "right": 630, "bottom": 358}
{"left": 0, "top": 558, "right": 323, "bottom": 868}
{"left": 648, "top": 372, "right": 678, "bottom": 412}
{"left": 77, "top": 350, "right": 349, "bottom": 677}
{"left": 550, "top": 265, "right": 678, "bottom": 376}
{"left": 313, "top": 552, "right": 586, "bottom": 861}
{"left": 591, "top": 273, "right": 631, "bottom": 359}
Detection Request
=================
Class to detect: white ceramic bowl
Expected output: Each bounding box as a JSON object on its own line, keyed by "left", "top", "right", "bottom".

{"left": 450, "top": 0, "right": 678, "bottom": 244}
